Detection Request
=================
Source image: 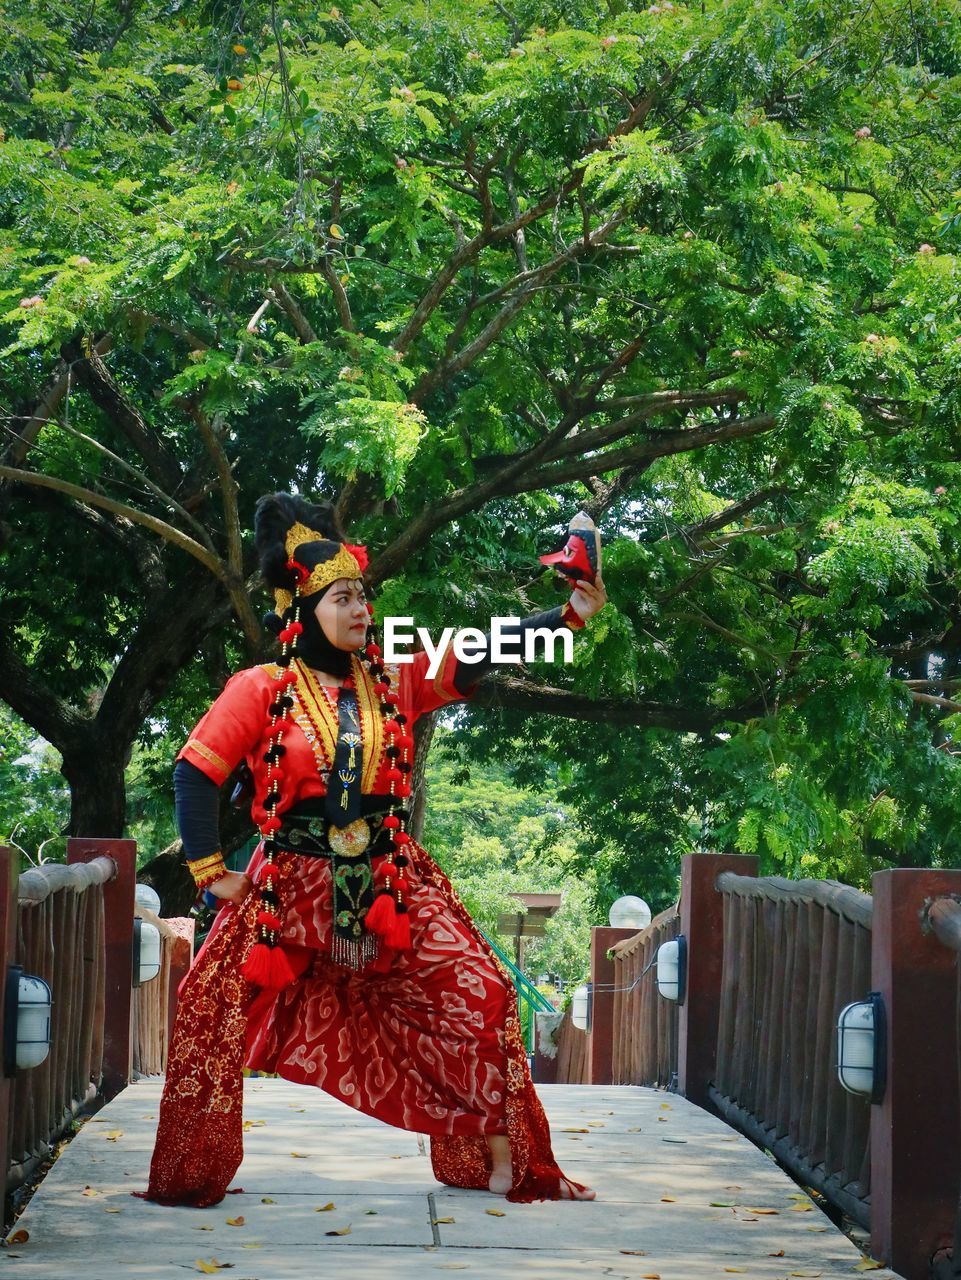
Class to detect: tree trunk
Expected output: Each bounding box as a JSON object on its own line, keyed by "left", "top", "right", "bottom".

{"left": 62, "top": 748, "right": 128, "bottom": 838}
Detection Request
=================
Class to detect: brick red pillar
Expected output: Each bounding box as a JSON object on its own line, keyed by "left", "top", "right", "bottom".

{"left": 588, "top": 925, "right": 638, "bottom": 1085}
{"left": 0, "top": 848, "right": 19, "bottom": 1186}
{"left": 871, "top": 869, "right": 961, "bottom": 1280}
{"left": 677, "top": 852, "right": 759, "bottom": 1108}
{"left": 68, "top": 838, "right": 137, "bottom": 1100}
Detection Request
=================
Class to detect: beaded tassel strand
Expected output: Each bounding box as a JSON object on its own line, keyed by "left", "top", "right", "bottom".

{"left": 240, "top": 558, "right": 308, "bottom": 990}
{"left": 363, "top": 607, "right": 415, "bottom": 951}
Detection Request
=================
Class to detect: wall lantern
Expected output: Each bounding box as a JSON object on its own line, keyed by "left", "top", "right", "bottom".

{"left": 3, "top": 965, "right": 53, "bottom": 1076}
{"left": 133, "top": 919, "right": 162, "bottom": 988}
{"left": 656, "top": 936, "right": 688, "bottom": 1005}
{"left": 608, "top": 895, "right": 652, "bottom": 930}
{"left": 837, "top": 992, "right": 886, "bottom": 1103}
{"left": 570, "top": 983, "right": 592, "bottom": 1032}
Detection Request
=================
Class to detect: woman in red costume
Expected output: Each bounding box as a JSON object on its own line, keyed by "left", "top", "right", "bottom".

{"left": 139, "top": 493, "right": 606, "bottom": 1209}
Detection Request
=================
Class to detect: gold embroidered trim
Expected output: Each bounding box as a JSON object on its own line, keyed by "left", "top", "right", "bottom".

{"left": 353, "top": 653, "right": 386, "bottom": 792}
{"left": 187, "top": 852, "right": 227, "bottom": 888}
{"left": 292, "top": 660, "right": 339, "bottom": 768}
{"left": 184, "top": 738, "right": 230, "bottom": 778}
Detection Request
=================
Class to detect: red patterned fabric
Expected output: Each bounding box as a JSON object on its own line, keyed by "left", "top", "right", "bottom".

{"left": 139, "top": 638, "right": 586, "bottom": 1206}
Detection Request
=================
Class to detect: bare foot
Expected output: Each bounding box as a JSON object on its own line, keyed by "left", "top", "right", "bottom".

{"left": 559, "top": 1175, "right": 596, "bottom": 1201}
{"left": 487, "top": 1165, "right": 513, "bottom": 1195}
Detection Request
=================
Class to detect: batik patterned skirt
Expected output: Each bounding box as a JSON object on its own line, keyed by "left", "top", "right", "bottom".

{"left": 140, "top": 837, "right": 585, "bottom": 1206}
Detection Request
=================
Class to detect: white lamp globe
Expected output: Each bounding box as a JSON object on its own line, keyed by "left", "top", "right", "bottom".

{"left": 135, "top": 883, "right": 162, "bottom": 915}
{"left": 608, "top": 895, "right": 652, "bottom": 930}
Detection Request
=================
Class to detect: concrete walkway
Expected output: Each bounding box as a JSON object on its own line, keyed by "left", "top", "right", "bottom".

{"left": 3, "top": 1080, "right": 901, "bottom": 1279}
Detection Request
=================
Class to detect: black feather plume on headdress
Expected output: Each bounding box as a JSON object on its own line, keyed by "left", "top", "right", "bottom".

{"left": 253, "top": 493, "right": 346, "bottom": 589}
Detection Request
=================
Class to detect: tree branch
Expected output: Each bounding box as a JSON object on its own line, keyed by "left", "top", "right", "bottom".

{"left": 0, "top": 466, "right": 225, "bottom": 577}
{"left": 60, "top": 336, "right": 183, "bottom": 491}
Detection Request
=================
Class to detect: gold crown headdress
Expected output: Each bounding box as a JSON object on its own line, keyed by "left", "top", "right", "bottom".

{"left": 273, "top": 521, "right": 369, "bottom": 614}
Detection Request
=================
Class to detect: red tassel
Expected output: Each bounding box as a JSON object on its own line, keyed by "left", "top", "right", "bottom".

{"left": 265, "top": 946, "right": 297, "bottom": 990}
{"left": 256, "top": 910, "right": 282, "bottom": 930}
{"left": 242, "top": 941, "right": 274, "bottom": 986}
{"left": 383, "top": 907, "right": 412, "bottom": 951}
{"left": 364, "top": 891, "right": 396, "bottom": 937}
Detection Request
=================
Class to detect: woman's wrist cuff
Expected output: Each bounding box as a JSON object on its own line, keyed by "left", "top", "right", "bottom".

{"left": 187, "top": 852, "right": 228, "bottom": 889}
{"left": 560, "top": 600, "right": 586, "bottom": 630}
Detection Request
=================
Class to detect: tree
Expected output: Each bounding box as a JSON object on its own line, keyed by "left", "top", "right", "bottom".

{"left": 2, "top": 1, "right": 960, "bottom": 907}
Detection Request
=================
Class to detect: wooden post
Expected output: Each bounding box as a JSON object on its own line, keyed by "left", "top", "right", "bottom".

{"left": 68, "top": 838, "right": 137, "bottom": 1101}
{"left": 0, "top": 847, "right": 19, "bottom": 1191}
{"left": 165, "top": 918, "right": 195, "bottom": 1062}
{"left": 678, "top": 852, "right": 759, "bottom": 1108}
{"left": 588, "top": 925, "right": 638, "bottom": 1085}
{"left": 871, "top": 869, "right": 961, "bottom": 1280}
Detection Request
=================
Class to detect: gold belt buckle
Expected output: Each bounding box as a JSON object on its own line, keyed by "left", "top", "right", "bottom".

{"left": 327, "top": 817, "right": 371, "bottom": 858}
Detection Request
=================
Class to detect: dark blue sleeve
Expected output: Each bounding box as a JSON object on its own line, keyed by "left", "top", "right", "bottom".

{"left": 452, "top": 605, "right": 569, "bottom": 694}
{"left": 174, "top": 757, "right": 222, "bottom": 859}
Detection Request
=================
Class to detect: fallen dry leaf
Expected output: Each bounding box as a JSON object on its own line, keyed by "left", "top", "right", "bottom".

{"left": 641, "top": 1273, "right": 661, "bottom": 1278}
{"left": 485, "top": 1209, "right": 506, "bottom": 1217}
{"left": 745, "top": 1208, "right": 779, "bottom": 1215}
{"left": 260, "top": 1197, "right": 275, "bottom": 1204}
{"left": 791, "top": 1203, "right": 814, "bottom": 1212}
{"left": 562, "top": 1127, "right": 590, "bottom": 1133}
{"left": 315, "top": 1203, "right": 336, "bottom": 1212}
{"left": 806, "top": 1226, "right": 827, "bottom": 1233}
{"left": 105, "top": 1130, "right": 124, "bottom": 1141}
{"left": 432, "top": 1216, "right": 456, "bottom": 1224}
{"left": 365, "top": 1209, "right": 378, "bottom": 1215}
{"left": 290, "top": 1151, "right": 309, "bottom": 1158}
{"left": 711, "top": 1201, "right": 737, "bottom": 1207}
{"left": 724, "top": 1268, "right": 747, "bottom": 1273}
{"left": 325, "top": 1225, "right": 352, "bottom": 1236}
{"left": 240, "top": 1243, "right": 264, "bottom": 1250}
{"left": 620, "top": 1250, "right": 647, "bottom": 1256}
{"left": 657, "top": 1116, "right": 668, "bottom": 1122}
{"left": 226, "top": 1216, "right": 245, "bottom": 1227}
{"left": 659, "top": 1103, "right": 672, "bottom": 1110}
{"left": 660, "top": 1196, "right": 677, "bottom": 1203}
{"left": 104, "top": 1208, "right": 121, "bottom": 1214}
{"left": 7, "top": 1229, "right": 28, "bottom": 1244}
{"left": 195, "top": 1261, "right": 234, "bottom": 1274}
{"left": 769, "top": 1251, "right": 786, "bottom": 1258}
{"left": 193, "top": 1226, "right": 214, "bottom": 1232}
{"left": 628, "top": 1126, "right": 642, "bottom": 1133}
{"left": 855, "top": 1260, "right": 883, "bottom": 1272}
{"left": 789, "top": 1272, "right": 822, "bottom": 1277}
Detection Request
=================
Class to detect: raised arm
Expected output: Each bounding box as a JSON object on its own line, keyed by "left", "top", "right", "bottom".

{"left": 452, "top": 575, "right": 607, "bottom": 695}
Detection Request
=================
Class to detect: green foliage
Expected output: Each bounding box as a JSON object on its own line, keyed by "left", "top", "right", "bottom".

{"left": 2, "top": 0, "right": 961, "bottom": 906}
{"left": 424, "top": 725, "right": 602, "bottom": 984}
{"left": 0, "top": 704, "right": 69, "bottom": 865}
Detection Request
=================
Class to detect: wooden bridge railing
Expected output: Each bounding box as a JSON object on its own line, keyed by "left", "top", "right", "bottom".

{"left": 535, "top": 906, "right": 679, "bottom": 1089}
{"left": 0, "top": 839, "right": 193, "bottom": 1196}
{"left": 710, "top": 872, "right": 873, "bottom": 1229}
{"left": 546, "top": 856, "right": 961, "bottom": 1280}
{"left": 611, "top": 905, "right": 679, "bottom": 1087}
